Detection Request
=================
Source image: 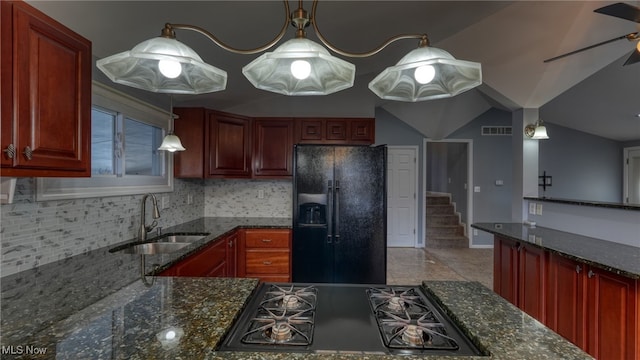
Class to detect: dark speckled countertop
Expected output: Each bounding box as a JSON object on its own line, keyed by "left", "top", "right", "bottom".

{"left": 1, "top": 217, "right": 592, "bottom": 359}
{"left": 472, "top": 222, "right": 640, "bottom": 279}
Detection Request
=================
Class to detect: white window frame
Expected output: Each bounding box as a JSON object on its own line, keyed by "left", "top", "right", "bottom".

{"left": 36, "top": 82, "right": 174, "bottom": 201}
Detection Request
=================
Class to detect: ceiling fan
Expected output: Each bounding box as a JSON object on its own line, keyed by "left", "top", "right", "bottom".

{"left": 544, "top": 2, "right": 640, "bottom": 65}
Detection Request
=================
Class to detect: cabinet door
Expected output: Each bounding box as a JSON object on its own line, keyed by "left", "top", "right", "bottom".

{"left": 175, "top": 239, "right": 226, "bottom": 276}
{"left": 1, "top": 1, "right": 91, "bottom": 176}
{"left": 349, "top": 118, "right": 375, "bottom": 144}
{"left": 325, "top": 119, "right": 348, "bottom": 142}
{"left": 173, "top": 107, "right": 205, "bottom": 178}
{"left": 206, "top": 111, "right": 251, "bottom": 177}
{"left": 586, "top": 268, "right": 638, "bottom": 360}
{"left": 545, "top": 253, "right": 587, "bottom": 348}
{"left": 494, "top": 236, "right": 518, "bottom": 304}
{"left": 297, "top": 119, "right": 324, "bottom": 143}
{"left": 226, "top": 232, "right": 238, "bottom": 277}
{"left": 518, "top": 244, "right": 546, "bottom": 320}
{"left": 253, "top": 119, "right": 294, "bottom": 178}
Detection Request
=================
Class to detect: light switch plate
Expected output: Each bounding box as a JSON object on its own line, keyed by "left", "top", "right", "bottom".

{"left": 529, "top": 203, "right": 536, "bottom": 214}
{"left": 536, "top": 203, "right": 543, "bottom": 215}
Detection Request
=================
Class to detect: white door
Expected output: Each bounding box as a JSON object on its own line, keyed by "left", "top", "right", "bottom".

{"left": 624, "top": 147, "right": 640, "bottom": 204}
{"left": 387, "top": 146, "right": 418, "bottom": 247}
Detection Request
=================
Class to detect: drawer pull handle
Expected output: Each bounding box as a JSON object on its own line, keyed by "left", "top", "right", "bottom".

{"left": 263, "top": 261, "right": 272, "bottom": 265}
{"left": 23, "top": 146, "right": 33, "bottom": 160}
{"left": 261, "top": 239, "right": 272, "bottom": 243}
{"left": 3, "top": 144, "right": 15, "bottom": 159}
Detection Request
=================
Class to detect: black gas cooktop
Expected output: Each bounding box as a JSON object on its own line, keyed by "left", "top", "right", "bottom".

{"left": 217, "top": 283, "right": 483, "bottom": 356}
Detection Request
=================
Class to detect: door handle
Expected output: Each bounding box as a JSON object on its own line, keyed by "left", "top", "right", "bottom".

{"left": 327, "top": 180, "right": 333, "bottom": 244}
{"left": 334, "top": 180, "right": 340, "bottom": 243}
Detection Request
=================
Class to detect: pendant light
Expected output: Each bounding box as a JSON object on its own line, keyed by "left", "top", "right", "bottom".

{"left": 158, "top": 96, "right": 186, "bottom": 152}
{"left": 242, "top": 6, "right": 355, "bottom": 96}
{"left": 96, "top": 25, "right": 227, "bottom": 94}
{"left": 368, "top": 36, "right": 482, "bottom": 102}
{"left": 97, "top": 1, "right": 482, "bottom": 101}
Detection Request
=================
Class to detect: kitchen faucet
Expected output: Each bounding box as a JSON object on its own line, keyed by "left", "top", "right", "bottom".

{"left": 139, "top": 193, "right": 161, "bottom": 241}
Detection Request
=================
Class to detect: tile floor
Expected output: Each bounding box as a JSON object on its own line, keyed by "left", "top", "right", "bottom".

{"left": 387, "top": 247, "right": 494, "bottom": 289}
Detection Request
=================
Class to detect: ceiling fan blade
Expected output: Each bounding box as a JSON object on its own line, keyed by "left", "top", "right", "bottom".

{"left": 623, "top": 49, "right": 640, "bottom": 65}
{"left": 594, "top": 2, "right": 640, "bottom": 23}
{"left": 543, "top": 34, "right": 630, "bottom": 63}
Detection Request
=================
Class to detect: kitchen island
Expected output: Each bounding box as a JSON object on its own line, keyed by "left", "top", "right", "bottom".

{"left": 1, "top": 217, "right": 592, "bottom": 359}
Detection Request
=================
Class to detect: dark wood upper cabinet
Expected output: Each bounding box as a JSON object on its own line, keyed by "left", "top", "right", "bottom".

{"left": 173, "top": 108, "right": 206, "bottom": 178}
{"left": 296, "top": 118, "right": 375, "bottom": 145}
{"left": 253, "top": 118, "right": 294, "bottom": 178}
{"left": 172, "top": 110, "right": 375, "bottom": 179}
{"left": 1, "top": 0, "right": 91, "bottom": 177}
{"left": 206, "top": 111, "right": 252, "bottom": 178}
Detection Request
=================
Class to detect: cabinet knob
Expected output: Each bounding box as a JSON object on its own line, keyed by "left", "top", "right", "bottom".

{"left": 228, "top": 240, "right": 233, "bottom": 248}
{"left": 576, "top": 265, "right": 582, "bottom": 274}
{"left": 3, "top": 144, "right": 15, "bottom": 159}
{"left": 261, "top": 239, "right": 272, "bottom": 243}
{"left": 263, "top": 261, "right": 272, "bottom": 265}
{"left": 23, "top": 146, "right": 33, "bottom": 160}
{"left": 588, "top": 270, "right": 595, "bottom": 279}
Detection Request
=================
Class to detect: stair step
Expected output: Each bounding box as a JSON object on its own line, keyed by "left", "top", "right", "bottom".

{"left": 426, "top": 204, "right": 454, "bottom": 215}
{"left": 427, "top": 214, "right": 460, "bottom": 226}
{"left": 425, "top": 236, "right": 468, "bottom": 248}
{"left": 426, "top": 225, "right": 465, "bottom": 236}
{"left": 426, "top": 195, "right": 451, "bottom": 205}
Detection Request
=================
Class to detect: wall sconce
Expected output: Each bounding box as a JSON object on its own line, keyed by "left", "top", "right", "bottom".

{"left": 524, "top": 119, "right": 549, "bottom": 140}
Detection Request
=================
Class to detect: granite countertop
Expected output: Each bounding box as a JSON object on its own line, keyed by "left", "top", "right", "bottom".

{"left": 1, "top": 217, "right": 592, "bottom": 359}
{"left": 472, "top": 222, "right": 640, "bottom": 279}
{"left": 0, "top": 277, "right": 591, "bottom": 360}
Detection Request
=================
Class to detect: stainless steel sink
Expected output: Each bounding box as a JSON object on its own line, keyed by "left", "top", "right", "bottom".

{"left": 155, "top": 234, "right": 207, "bottom": 243}
{"left": 118, "top": 242, "right": 191, "bottom": 254}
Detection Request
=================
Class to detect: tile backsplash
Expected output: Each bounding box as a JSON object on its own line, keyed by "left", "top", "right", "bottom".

{"left": 1, "top": 177, "right": 293, "bottom": 278}
{"left": 204, "top": 179, "right": 292, "bottom": 218}
{"left": 0, "top": 178, "right": 204, "bottom": 277}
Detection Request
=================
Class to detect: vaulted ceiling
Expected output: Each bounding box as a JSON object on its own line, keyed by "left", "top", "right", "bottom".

{"left": 27, "top": 1, "right": 640, "bottom": 141}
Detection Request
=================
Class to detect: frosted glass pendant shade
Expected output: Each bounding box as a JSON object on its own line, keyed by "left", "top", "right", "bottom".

{"left": 532, "top": 125, "right": 549, "bottom": 140}
{"left": 368, "top": 46, "right": 482, "bottom": 102}
{"left": 97, "top": 37, "right": 227, "bottom": 94}
{"left": 242, "top": 38, "right": 355, "bottom": 96}
{"left": 158, "top": 134, "right": 186, "bottom": 152}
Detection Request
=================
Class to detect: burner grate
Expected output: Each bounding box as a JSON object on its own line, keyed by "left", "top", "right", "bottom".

{"left": 367, "top": 287, "right": 460, "bottom": 351}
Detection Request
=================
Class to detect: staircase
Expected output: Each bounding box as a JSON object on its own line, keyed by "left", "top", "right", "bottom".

{"left": 425, "top": 193, "right": 468, "bottom": 248}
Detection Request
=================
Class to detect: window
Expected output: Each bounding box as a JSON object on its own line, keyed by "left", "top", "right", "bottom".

{"left": 36, "top": 82, "right": 174, "bottom": 200}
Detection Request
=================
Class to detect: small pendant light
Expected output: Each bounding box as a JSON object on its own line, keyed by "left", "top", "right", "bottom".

{"left": 158, "top": 96, "right": 186, "bottom": 152}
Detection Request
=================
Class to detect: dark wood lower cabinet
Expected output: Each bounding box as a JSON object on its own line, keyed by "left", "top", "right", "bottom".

{"left": 157, "top": 228, "right": 291, "bottom": 282}
{"left": 495, "top": 236, "right": 639, "bottom": 360}
{"left": 493, "top": 236, "right": 546, "bottom": 320}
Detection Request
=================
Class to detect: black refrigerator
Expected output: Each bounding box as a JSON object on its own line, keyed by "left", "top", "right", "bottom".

{"left": 292, "top": 145, "right": 387, "bottom": 284}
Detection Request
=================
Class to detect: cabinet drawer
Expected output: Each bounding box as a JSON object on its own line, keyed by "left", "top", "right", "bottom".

{"left": 246, "top": 251, "right": 289, "bottom": 274}
{"left": 245, "top": 230, "right": 290, "bottom": 248}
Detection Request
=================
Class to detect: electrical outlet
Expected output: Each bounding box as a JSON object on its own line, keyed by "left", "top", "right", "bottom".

{"left": 258, "top": 189, "right": 265, "bottom": 199}
{"left": 473, "top": 229, "right": 478, "bottom": 236}
{"left": 536, "top": 203, "right": 543, "bottom": 215}
{"left": 187, "top": 193, "right": 193, "bottom": 205}
{"left": 529, "top": 203, "right": 536, "bottom": 215}
{"left": 474, "top": 186, "right": 481, "bottom": 193}
{"left": 161, "top": 196, "right": 169, "bottom": 209}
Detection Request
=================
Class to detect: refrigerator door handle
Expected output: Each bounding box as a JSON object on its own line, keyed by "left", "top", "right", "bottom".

{"left": 334, "top": 180, "right": 340, "bottom": 243}
{"left": 327, "top": 180, "right": 333, "bottom": 244}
